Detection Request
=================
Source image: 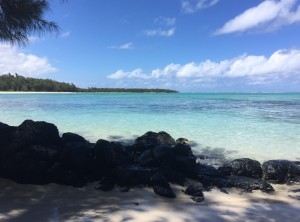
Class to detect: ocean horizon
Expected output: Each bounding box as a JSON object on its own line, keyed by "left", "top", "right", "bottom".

{"left": 1, "top": 92, "right": 299, "bottom": 162}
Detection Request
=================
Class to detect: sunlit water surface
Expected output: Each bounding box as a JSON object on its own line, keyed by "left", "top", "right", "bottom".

{"left": 1, "top": 93, "right": 299, "bottom": 162}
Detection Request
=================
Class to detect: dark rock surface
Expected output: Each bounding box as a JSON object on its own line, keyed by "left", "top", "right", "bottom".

{"left": 219, "top": 158, "right": 262, "bottom": 179}
{"left": 225, "top": 176, "right": 274, "bottom": 193}
{"left": 151, "top": 173, "right": 176, "bottom": 198}
{"left": 134, "top": 131, "right": 176, "bottom": 148}
{"left": 14, "top": 120, "right": 61, "bottom": 147}
{"left": 262, "top": 160, "right": 300, "bottom": 184}
{"left": 62, "top": 132, "right": 87, "bottom": 144}
{"left": 185, "top": 184, "right": 205, "bottom": 202}
{"left": 0, "top": 119, "right": 296, "bottom": 201}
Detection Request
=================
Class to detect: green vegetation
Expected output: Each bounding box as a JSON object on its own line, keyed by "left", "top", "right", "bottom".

{"left": 0, "top": 74, "right": 77, "bottom": 92}
{"left": 0, "top": 0, "right": 59, "bottom": 45}
{"left": 0, "top": 74, "right": 177, "bottom": 93}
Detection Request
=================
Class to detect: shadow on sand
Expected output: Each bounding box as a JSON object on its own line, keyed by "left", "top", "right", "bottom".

{"left": 1, "top": 178, "right": 300, "bottom": 222}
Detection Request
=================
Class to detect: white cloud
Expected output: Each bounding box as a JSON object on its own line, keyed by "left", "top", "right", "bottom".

{"left": 154, "top": 16, "right": 176, "bottom": 26}
{"left": 182, "top": 0, "right": 219, "bottom": 13}
{"left": 61, "top": 31, "right": 71, "bottom": 38}
{"left": 107, "top": 69, "right": 150, "bottom": 80}
{"left": 106, "top": 49, "right": 300, "bottom": 85}
{"left": 108, "top": 42, "right": 134, "bottom": 50}
{"left": 0, "top": 44, "right": 57, "bottom": 76}
{"left": 119, "top": 42, "right": 133, "bottom": 49}
{"left": 144, "top": 28, "right": 176, "bottom": 37}
{"left": 144, "top": 16, "right": 176, "bottom": 37}
{"left": 215, "top": 0, "right": 300, "bottom": 35}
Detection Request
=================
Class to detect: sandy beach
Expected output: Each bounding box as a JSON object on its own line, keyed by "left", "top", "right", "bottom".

{"left": 0, "top": 178, "right": 299, "bottom": 222}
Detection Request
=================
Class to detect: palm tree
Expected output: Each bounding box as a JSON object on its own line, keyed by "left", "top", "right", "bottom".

{"left": 0, "top": 0, "right": 59, "bottom": 45}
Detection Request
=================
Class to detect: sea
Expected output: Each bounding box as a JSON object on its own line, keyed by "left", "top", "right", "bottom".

{"left": 0, "top": 93, "right": 299, "bottom": 163}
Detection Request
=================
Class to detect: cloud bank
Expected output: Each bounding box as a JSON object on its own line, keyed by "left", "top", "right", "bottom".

{"left": 107, "top": 49, "right": 300, "bottom": 86}
{"left": 215, "top": 0, "right": 300, "bottom": 35}
{"left": 0, "top": 44, "right": 57, "bottom": 76}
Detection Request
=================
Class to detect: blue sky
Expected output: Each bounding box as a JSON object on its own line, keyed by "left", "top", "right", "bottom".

{"left": 1, "top": 0, "right": 300, "bottom": 92}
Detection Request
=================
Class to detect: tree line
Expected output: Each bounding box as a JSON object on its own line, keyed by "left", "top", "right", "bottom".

{"left": 0, "top": 74, "right": 177, "bottom": 93}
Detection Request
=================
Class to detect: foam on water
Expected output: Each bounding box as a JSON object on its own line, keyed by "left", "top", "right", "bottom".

{"left": 0, "top": 93, "right": 299, "bottom": 162}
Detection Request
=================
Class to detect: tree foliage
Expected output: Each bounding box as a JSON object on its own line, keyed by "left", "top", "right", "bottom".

{"left": 0, "top": 73, "right": 78, "bottom": 92}
{"left": 0, "top": 0, "right": 59, "bottom": 45}
{"left": 0, "top": 74, "right": 178, "bottom": 93}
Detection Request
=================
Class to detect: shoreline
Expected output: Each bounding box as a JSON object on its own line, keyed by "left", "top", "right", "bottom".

{"left": 1, "top": 119, "right": 300, "bottom": 221}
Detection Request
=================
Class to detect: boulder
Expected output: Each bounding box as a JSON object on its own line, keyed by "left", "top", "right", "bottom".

{"left": 47, "top": 162, "right": 86, "bottom": 187}
{"left": 0, "top": 122, "right": 16, "bottom": 147}
{"left": 0, "top": 152, "right": 49, "bottom": 184}
{"left": 151, "top": 173, "right": 176, "bottom": 198}
{"left": 185, "top": 184, "right": 204, "bottom": 202}
{"left": 24, "top": 145, "right": 60, "bottom": 163}
{"left": 95, "top": 177, "right": 115, "bottom": 191}
{"left": 153, "top": 145, "right": 173, "bottom": 161}
{"left": 226, "top": 176, "right": 274, "bottom": 193}
{"left": 159, "top": 166, "right": 186, "bottom": 186}
{"left": 60, "top": 142, "right": 93, "bottom": 173}
{"left": 176, "top": 138, "right": 189, "bottom": 144}
{"left": 172, "top": 143, "right": 193, "bottom": 156}
{"left": 14, "top": 120, "right": 61, "bottom": 147}
{"left": 113, "top": 166, "right": 154, "bottom": 187}
{"left": 138, "top": 150, "right": 156, "bottom": 167}
{"left": 174, "top": 155, "right": 197, "bottom": 177}
{"left": 134, "top": 131, "right": 175, "bottom": 148}
{"left": 219, "top": 158, "right": 262, "bottom": 179}
{"left": 262, "top": 160, "right": 300, "bottom": 184}
{"left": 197, "top": 164, "right": 223, "bottom": 178}
{"left": 196, "top": 164, "right": 225, "bottom": 189}
{"left": 153, "top": 185, "right": 176, "bottom": 198}
{"left": 93, "top": 140, "right": 132, "bottom": 174}
{"left": 62, "top": 132, "right": 87, "bottom": 144}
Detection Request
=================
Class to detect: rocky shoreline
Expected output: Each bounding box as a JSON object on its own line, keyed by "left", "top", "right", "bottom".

{"left": 0, "top": 120, "right": 299, "bottom": 202}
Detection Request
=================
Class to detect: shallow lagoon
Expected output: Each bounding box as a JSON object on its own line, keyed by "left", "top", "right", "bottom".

{"left": 1, "top": 92, "right": 299, "bottom": 162}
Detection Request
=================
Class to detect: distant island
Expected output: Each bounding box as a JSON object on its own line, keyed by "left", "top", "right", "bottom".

{"left": 0, "top": 74, "right": 177, "bottom": 93}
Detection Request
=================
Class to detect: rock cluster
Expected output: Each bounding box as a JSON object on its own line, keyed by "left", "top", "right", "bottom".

{"left": 1, "top": 120, "right": 300, "bottom": 202}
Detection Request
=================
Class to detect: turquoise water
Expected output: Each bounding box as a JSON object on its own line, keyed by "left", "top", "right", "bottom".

{"left": 0, "top": 93, "right": 299, "bottom": 162}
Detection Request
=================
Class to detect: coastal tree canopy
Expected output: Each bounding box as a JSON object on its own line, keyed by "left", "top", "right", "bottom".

{"left": 0, "top": 73, "right": 177, "bottom": 93}
{"left": 0, "top": 0, "right": 59, "bottom": 45}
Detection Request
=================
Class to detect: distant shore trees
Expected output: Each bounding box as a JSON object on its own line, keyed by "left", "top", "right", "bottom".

{"left": 0, "top": 74, "right": 177, "bottom": 93}
{"left": 0, "top": 73, "right": 77, "bottom": 92}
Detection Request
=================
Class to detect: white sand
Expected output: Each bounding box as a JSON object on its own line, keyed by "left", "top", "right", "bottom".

{"left": 0, "top": 178, "right": 299, "bottom": 222}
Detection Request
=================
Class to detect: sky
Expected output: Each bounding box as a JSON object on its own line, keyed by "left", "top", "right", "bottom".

{"left": 1, "top": 0, "right": 300, "bottom": 92}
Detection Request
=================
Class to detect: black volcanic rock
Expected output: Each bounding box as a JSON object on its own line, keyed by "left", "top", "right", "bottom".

{"left": 134, "top": 131, "right": 175, "bottom": 148}
{"left": 61, "top": 142, "right": 94, "bottom": 173}
{"left": 262, "top": 160, "right": 300, "bottom": 184}
{"left": 1, "top": 120, "right": 299, "bottom": 202}
{"left": 226, "top": 176, "right": 274, "bottom": 193}
{"left": 185, "top": 184, "right": 205, "bottom": 202}
{"left": 62, "top": 132, "right": 87, "bottom": 144}
{"left": 151, "top": 173, "right": 176, "bottom": 198}
{"left": 93, "top": 139, "right": 132, "bottom": 175}
{"left": 173, "top": 143, "right": 193, "bottom": 156}
{"left": 153, "top": 145, "right": 173, "bottom": 161}
{"left": 219, "top": 158, "right": 263, "bottom": 179}
{"left": 0, "top": 122, "right": 16, "bottom": 148}
{"left": 14, "top": 120, "right": 61, "bottom": 147}
{"left": 138, "top": 150, "right": 156, "bottom": 167}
